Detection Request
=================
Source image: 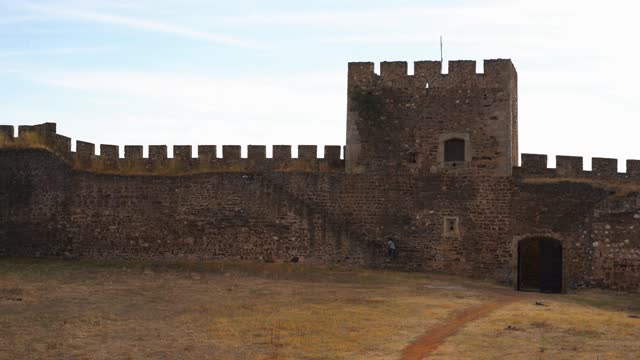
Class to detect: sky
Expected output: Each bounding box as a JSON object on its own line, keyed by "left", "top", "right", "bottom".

{"left": 1, "top": 0, "right": 639, "bottom": 169}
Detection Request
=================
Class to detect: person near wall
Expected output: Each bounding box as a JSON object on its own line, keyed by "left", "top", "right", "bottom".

{"left": 387, "top": 238, "right": 397, "bottom": 260}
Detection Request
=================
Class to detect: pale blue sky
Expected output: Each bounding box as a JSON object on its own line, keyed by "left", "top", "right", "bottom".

{"left": 1, "top": 0, "right": 639, "bottom": 168}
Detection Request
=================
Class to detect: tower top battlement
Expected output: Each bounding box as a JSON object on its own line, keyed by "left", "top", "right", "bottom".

{"left": 348, "top": 59, "right": 516, "bottom": 90}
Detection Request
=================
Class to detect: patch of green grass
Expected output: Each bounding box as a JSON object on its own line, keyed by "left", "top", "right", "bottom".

{"left": 565, "top": 288, "right": 640, "bottom": 313}
{"left": 0, "top": 258, "right": 433, "bottom": 287}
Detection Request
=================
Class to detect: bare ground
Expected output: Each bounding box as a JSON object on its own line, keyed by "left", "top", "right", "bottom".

{"left": 1, "top": 259, "right": 639, "bottom": 359}
{"left": 401, "top": 294, "right": 522, "bottom": 359}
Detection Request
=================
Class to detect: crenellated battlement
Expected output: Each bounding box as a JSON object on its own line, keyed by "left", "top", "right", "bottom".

{"left": 516, "top": 153, "right": 640, "bottom": 180}
{"left": 347, "top": 59, "right": 516, "bottom": 90}
{"left": 3, "top": 57, "right": 640, "bottom": 295}
{"left": 0, "top": 123, "right": 345, "bottom": 175}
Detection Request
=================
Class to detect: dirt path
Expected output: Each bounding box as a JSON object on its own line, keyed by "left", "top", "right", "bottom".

{"left": 401, "top": 294, "right": 522, "bottom": 360}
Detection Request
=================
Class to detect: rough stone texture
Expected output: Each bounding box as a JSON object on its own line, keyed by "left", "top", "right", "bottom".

{"left": 511, "top": 171, "right": 640, "bottom": 292}
{"left": 346, "top": 59, "right": 518, "bottom": 176}
{"left": 1, "top": 59, "right": 639, "bottom": 293}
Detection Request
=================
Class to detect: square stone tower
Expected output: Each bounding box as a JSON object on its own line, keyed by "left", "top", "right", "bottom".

{"left": 345, "top": 60, "right": 518, "bottom": 176}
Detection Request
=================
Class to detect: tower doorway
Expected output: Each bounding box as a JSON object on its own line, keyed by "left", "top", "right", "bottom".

{"left": 517, "top": 237, "right": 563, "bottom": 293}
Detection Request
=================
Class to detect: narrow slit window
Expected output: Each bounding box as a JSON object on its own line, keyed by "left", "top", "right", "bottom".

{"left": 444, "top": 138, "right": 465, "bottom": 162}
{"left": 407, "top": 152, "right": 417, "bottom": 163}
{"left": 443, "top": 216, "right": 460, "bottom": 237}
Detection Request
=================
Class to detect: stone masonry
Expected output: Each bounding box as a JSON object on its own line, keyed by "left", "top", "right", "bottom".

{"left": 1, "top": 59, "right": 639, "bottom": 293}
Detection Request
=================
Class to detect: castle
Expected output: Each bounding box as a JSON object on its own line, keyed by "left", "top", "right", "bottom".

{"left": 1, "top": 59, "right": 639, "bottom": 293}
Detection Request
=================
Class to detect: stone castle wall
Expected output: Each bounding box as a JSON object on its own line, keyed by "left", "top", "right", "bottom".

{"left": 513, "top": 155, "right": 640, "bottom": 292}
{"left": 0, "top": 146, "right": 368, "bottom": 264}
{"left": 1, "top": 59, "right": 639, "bottom": 293}
{"left": 0, "top": 146, "right": 516, "bottom": 278}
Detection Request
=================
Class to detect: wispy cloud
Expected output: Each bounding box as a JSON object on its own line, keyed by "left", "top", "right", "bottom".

{"left": 33, "top": 70, "right": 345, "bottom": 118}
{"left": 217, "top": 8, "right": 450, "bottom": 25}
{"left": 0, "top": 68, "right": 21, "bottom": 74}
{"left": 215, "top": 2, "right": 561, "bottom": 27}
{"left": 21, "top": 69, "right": 347, "bottom": 147}
{"left": 20, "top": 2, "right": 261, "bottom": 49}
{"left": 0, "top": 15, "right": 47, "bottom": 24}
{"left": 0, "top": 45, "right": 115, "bottom": 58}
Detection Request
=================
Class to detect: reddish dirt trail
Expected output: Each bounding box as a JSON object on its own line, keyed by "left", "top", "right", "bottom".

{"left": 401, "top": 294, "right": 522, "bottom": 360}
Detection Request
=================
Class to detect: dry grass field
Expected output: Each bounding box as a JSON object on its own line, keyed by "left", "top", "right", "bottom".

{"left": 1, "top": 259, "right": 639, "bottom": 359}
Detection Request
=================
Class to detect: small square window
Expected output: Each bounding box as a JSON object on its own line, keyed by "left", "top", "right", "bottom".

{"left": 438, "top": 133, "right": 470, "bottom": 167}
{"left": 443, "top": 217, "right": 460, "bottom": 237}
{"left": 444, "top": 138, "right": 465, "bottom": 162}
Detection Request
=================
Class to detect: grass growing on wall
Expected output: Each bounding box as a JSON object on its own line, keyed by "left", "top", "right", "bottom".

{"left": 523, "top": 177, "right": 640, "bottom": 197}
{"left": 77, "top": 159, "right": 252, "bottom": 176}
{"left": 0, "top": 132, "right": 49, "bottom": 150}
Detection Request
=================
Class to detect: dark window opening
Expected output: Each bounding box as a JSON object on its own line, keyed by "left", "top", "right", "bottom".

{"left": 407, "top": 152, "right": 417, "bottom": 163}
{"left": 443, "top": 217, "right": 460, "bottom": 237}
{"left": 518, "top": 237, "right": 563, "bottom": 293}
{"left": 444, "top": 138, "right": 465, "bottom": 162}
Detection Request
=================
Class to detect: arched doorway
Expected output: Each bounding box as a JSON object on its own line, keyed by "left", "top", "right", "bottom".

{"left": 518, "top": 237, "right": 563, "bottom": 293}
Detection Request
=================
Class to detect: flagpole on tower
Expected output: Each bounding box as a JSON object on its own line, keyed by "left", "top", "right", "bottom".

{"left": 440, "top": 35, "right": 443, "bottom": 63}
